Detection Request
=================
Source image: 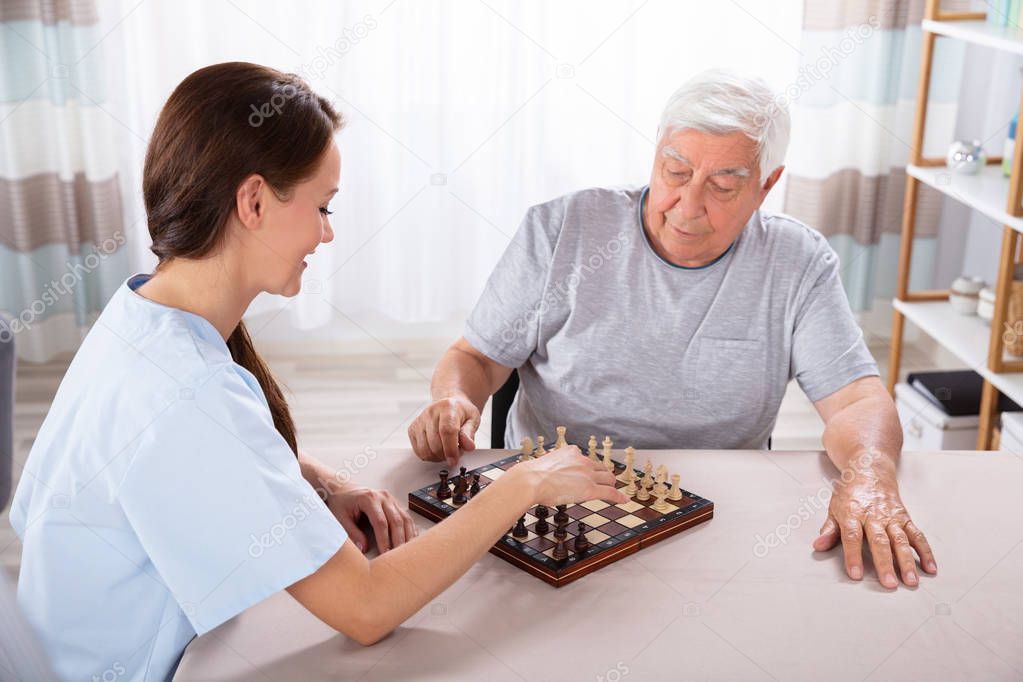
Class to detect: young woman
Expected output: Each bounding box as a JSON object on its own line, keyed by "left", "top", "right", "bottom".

{"left": 10, "top": 62, "right": 625, "bottom": 681}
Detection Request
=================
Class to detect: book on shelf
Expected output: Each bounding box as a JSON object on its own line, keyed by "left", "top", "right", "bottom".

{"left": 907, "top": 370, "right": 1022, "bottom": 416}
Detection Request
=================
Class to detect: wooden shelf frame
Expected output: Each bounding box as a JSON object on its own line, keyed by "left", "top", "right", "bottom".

{"left": 888, "top": 0, "right": 1023, "bottom": 450}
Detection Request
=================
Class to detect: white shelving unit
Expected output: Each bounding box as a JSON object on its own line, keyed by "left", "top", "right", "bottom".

{"left": 892, "top": 300, "right": 1023, "bottom": 399}
{"left": 907, "top": 164, "right": 1023, "bottom": 233}
{"left": 921, "top": 18, "right": 1023, "bottom": 56}
{"left": 888, "top": 3, "right": 1023, "bottom": 449}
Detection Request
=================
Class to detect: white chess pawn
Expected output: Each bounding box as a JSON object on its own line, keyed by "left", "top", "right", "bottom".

{"left": 623, "top": 446, "right": 636, "bottom": 482}
{"left": 623, "top": 475, "right": 638, "bottom": 497}
{"left": 602, "top": 436, "right": 614, "bottom": 472}
{"left": 669, "top": 474, "right": 683, "bottom": 500}
{"left": 587, "top": 435, "right": 598, "bottom": 462}
{"left": 555, "top": 426, "right": 568, "bottom": 449}
{"left": 534, "top": 435, "right": 545, "bottom": 458}
{"left": 520, "top": 437, "right": 533, "bottom": 461}
{"left": 636, "top": 477, "right": 651, "bottom": 501}
{"left": 652, "top": 484, "right": 672, "bottom": 512}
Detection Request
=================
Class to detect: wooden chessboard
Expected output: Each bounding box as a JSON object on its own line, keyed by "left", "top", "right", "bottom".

{"left": 408, "top": 452, "right": 714, "bottom": 587}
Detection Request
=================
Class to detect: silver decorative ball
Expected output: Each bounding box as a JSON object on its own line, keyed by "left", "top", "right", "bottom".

{"left": 946, "top": 139, "right": 987, "bottom": 175}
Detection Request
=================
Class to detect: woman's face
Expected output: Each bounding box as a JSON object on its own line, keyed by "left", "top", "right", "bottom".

{"left": 245, "top": 140, "right": 340, "bottom": 297}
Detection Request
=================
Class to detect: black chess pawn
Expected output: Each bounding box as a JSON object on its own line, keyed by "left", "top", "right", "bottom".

{"left": 436, "top": 469, "right": 450, "bottom": 500}
{"left": 512, "top": 515, "right": 528, "bottom": 539}
{"left": 451, "top": 475, "right": 467, "bottom": 506}
{"left": 574, "top": 522, "right": 591, "bottom": 553}
{"left": 552, "top": 536, "right": 568, "bottom": 560}
{"left": 553, "top": 504, "right": 569, "bottom": 524}
{"left": 469, "top": 473, "right": 481, "bottom": 497}
{"left": 459, "top": 466, "right": 467, "bottom": 480}
{"left": 534, "top": 505, "right": 550, "bottom": 534}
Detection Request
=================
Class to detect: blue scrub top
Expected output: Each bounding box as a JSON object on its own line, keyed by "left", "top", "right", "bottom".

{"left": 10, "top": 274, "right": 348, "bottom": 681}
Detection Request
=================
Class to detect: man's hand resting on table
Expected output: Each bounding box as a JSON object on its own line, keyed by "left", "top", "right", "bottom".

{"left": 812, "top": 451, "right": 937, "bottom": 589}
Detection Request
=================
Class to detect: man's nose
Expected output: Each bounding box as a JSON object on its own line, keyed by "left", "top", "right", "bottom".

{"left": 673, "top": 181, "right": 707, "bottom": 221}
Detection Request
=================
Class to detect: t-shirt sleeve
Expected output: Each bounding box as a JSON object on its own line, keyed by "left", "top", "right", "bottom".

{"left": 790, "top": 240, "right": 880, "bottom": 403}
{"left": 117, "top": 364, "right": 347, "bottom": 636}
{"left": 463, "top": 204, "right": 560, "bottom": 368}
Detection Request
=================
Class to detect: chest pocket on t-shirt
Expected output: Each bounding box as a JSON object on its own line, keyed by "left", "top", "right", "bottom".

{"left": 690, "top": 337, "right": 767, "bottom": 424}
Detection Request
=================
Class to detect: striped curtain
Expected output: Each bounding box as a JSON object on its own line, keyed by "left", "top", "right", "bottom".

{"left": 783, "top": 0, "right": 967, "bottom": 311}
{"left": 0, "top": 0, "right": 129, "bottom": 362}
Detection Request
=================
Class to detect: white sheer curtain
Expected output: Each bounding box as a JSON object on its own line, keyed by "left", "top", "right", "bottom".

{"left": 97, "top": 0, "right": 803, "bottom": 349}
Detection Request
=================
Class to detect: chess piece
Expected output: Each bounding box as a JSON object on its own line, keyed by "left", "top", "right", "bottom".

{"left": 623, "top": 447, "right": 636, "bottom": 482}
{"left": 602, "top": 436, "right": 614, "bottom": 472}
{"left": 636, "top": 474, "right": 651, "bottom": 501}
{"left": 623, "top": 474, "right": 638, "bottom": 497}
{"left": 520, "top": 436, "right": 533, "bottom": 461}
{"left": 452, "top": 476, "right": 468, "bottom": 505}
{"left": 555, "top": 426, "right": 568, "bottom": 448}
{"left": 460, "top": 466, "right": 467, "bottom": 480}
{"left": 669, "top": 474, "right": 683, "bottom": 501}
{"left": 552, "top": 536, "right": 568, "bottom": 560}
{"left": 469, "top": 473, "right": 481, "bottom": 497}
{"left": 436, "top": 469, "right": 451, "bottom": 500}
{"left": 534, "top": 505, "right": 550, "bottom": 534}
{"left": 554, "top": 504, "right": 569, "bottom": 524}
{"left": 574, "top": 522, "right": 591, "bottom": 553}
{"left": 554, "top": 518, "right": 568, "bottom": 540}
{"left": 534, "top": 436, "right": 546, "bottom": 458}
{"left": 643, "top": 459, "right": 654, "bottom": 482}
{"left": 512, "top": 516, "right": 528, "bottom": 539}
{"left": 652, "top": 483, "right": 672, "bottom": 512}
{"left": 588, "top": 435, "right": 598, "bottom": 462}
{"left": 653, "top": 465, "right": 668, "bottom": 497}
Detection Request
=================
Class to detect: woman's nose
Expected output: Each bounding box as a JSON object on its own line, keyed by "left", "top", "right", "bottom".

{"left": 322, "top": 220, "right": 335, "bottom": 244}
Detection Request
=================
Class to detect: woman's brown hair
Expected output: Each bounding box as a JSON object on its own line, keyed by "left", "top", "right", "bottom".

{"left": 142, "top": 62, "right": 343, "bottom": 454}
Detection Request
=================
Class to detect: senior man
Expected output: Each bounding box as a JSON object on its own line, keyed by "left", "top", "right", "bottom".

{"left": 409, "top": 69, "right": 935, "bottom": 589}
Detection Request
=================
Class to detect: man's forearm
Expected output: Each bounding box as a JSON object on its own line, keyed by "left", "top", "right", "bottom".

{"left": 430, "top": 344, "right": 505, "bottom": 412}
{"left": 821, "top": 393, "right": 902, "bottom": 477}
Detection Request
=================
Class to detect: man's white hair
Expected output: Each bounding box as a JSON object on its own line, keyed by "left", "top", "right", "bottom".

{"left": 658, "top": 68, "right": 790, "bottom": 182}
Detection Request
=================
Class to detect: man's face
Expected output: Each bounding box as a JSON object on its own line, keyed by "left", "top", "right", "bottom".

{"left": 645, "top": 128, "right": 782, "bottom": 267}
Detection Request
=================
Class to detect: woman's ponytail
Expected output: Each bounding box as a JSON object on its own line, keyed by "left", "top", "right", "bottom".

{"left": 226, "top": 321, "right": 298, "bottom": 455}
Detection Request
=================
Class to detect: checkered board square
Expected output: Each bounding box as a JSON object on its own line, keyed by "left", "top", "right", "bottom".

{"left": 408, "top": 452, "right": 714, "bottom": 587}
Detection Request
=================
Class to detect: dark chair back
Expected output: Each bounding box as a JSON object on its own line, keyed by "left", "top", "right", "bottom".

{"left": 490, "top": 370, "right": 519, "bottom": 449}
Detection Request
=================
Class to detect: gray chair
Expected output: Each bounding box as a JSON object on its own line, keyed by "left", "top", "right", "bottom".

{"left": 0, "top": 316, "right": 13, "bottom": 512}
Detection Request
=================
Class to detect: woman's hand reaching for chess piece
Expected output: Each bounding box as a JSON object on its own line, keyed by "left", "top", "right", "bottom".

{"left": 288, "top": 445, "right": 624, "bottom": 645}
{"left": 516, "top": 445, "right": 628, "bottom": 508}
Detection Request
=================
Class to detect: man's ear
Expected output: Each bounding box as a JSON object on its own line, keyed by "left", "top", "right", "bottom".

{"left": 761, "top": 165, "right": 784, "bottom": 194}
{"left": 235, "top": 174, "right": 267, "bottom": 230}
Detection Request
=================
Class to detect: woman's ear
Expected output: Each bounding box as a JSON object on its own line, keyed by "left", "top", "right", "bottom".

{"left": 235, "top": 174, "right": 267, "bottom": 230}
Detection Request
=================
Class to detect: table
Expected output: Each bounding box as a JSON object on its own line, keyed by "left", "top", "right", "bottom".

{"left": 175, "top": 448, "right": 1023, "bottom": 681}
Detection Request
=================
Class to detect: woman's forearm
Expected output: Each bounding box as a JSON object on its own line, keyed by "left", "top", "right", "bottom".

{"left": 288, "top": 465, "right": 537, "bottom": 644}
{"left": 362, "top": 466, "right": 536, "bottom": 632}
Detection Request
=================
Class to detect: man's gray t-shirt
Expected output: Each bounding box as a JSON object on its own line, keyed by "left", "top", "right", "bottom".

{"left": 464, "top": 185, "right": 879, "bottom": 450}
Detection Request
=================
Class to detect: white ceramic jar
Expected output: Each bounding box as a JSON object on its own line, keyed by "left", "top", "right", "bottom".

{"left": 949, "top": 276, "right": 985, "bottom": 315}
{"left": 978, "top": 287, "right": 996, "bottom": 324}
